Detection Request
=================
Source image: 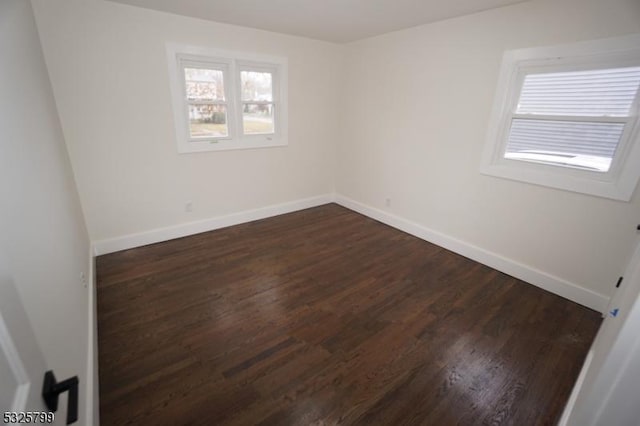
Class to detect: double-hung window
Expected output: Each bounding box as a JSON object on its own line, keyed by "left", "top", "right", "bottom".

{"left": 183, "top": 60, "right": 232, "bottom": 139}
{"left": 239, "top": 65, "right": 277, "bottom": 135}
{"left": 167, "top": 44, "right": 287, "bottom": 153}
{"left": 481, "top": 35, "right": 640, "bottom": 201}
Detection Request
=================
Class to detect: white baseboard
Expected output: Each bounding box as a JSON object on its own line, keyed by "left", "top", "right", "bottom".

{"left": 91, "top": 192, "right": 609, "bottom": 312}
{"left": 86, "top": 247, "right": 99, "bottom": 425}
{"left": 559, "top": 349, "right": 594, "bottom": 426}
{"left": 334, "top": 194, "right": 609, "bottom": 313}
{"left": 92, "top": 194, "right": 334, "bottom": 256}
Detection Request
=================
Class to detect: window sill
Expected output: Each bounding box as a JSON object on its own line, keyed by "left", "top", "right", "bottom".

{"left": 177, "top": 136, "right": 287, "bottom": 154}
{"left": 479, "top": 160, "right": 633, "bottom": 201}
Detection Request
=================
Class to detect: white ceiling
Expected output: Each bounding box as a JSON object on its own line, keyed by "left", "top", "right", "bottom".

{"left": 107, "top": 0, "right": 529, "bottom": 43}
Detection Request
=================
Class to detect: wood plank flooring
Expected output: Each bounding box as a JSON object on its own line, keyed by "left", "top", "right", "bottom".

{"left": 96, "top": 204, "right": 601, "bottom": 425}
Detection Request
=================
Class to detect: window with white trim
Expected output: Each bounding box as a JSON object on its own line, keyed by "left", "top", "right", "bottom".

{"left": 481, "top": 36, "right": 640, "bottom": 201}
{"left": 166, "top": 44, "right": 287, "bottom": 153}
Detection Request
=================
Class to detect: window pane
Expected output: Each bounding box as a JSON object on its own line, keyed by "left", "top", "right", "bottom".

{"left": 242, "top": 103, "right": 274, "bottom": 134}
{"left": 505, "top": 119, "right": 625, "bottom": 172}
{"left": 188, "top": 104, "right": 228, "bottom": 138}
{"left": 184, "top": 68, "right": 225, "bottom": 101}
{"left": 241, "top": 71, "right": 273, "bottom": 102}
{"left": 517, "top": 66, "right": 640, "bottom": 117}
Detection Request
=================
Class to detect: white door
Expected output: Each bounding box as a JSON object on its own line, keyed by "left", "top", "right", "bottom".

{"left": 561, "top": 235, "right": 640, "bottom": 425}
{"left": 0, "top": 267, "right": 50, "bottom": 421}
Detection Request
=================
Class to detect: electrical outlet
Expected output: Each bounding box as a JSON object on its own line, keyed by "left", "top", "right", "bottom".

{"left": 385, "top": 198, "right": 391, "bottom": 207}
{"left": 185, "top": 201, "right": 193, "bottom": 212}
{"left": 80, "top": 272, "right": 87, "bottom": 288}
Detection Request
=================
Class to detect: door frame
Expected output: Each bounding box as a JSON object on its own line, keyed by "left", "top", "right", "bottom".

{"left": 560, "top": 237, "right": 640, "bottom": 425}
{"left": 0, "top": 311, "right": 30, "bottom": 411}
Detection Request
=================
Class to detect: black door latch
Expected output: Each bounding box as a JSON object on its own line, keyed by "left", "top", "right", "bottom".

{"left": 41, "top": 371, "right": 78, "bottom": 424}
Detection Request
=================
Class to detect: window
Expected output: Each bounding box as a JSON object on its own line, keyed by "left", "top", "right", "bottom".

{"left": 240, "top": 68, "right": 276, "bottom": 135}
{"left": 166, "top": 44, "right": 287, "bottom": 153}
{"left": 184, "top": 63, "right": 231, "bottom": 139}
{"left": 481, "top": 35, "right": 640, "bottom": 201}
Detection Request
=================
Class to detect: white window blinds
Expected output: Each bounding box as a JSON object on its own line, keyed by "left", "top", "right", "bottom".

{"left": 517, "top": 67, "right": 640, "bottom": 116}
{"left": 505, "top": 66, "right": 640, "bottom": 172}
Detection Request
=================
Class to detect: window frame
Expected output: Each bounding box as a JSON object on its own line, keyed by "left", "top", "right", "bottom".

{"left": 480, "top": 35, "right": 640, "bottom": 201}
{"left": 166, "top": 43, "right": 288, "bottom": 154}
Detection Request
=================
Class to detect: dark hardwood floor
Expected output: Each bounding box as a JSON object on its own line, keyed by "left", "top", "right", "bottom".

{"left": 96, "top": 204, "right": 601, "bottom": 425}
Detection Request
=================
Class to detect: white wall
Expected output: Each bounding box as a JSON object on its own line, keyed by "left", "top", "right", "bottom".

{"left": 337, "top": 0, "right": 640, "bottom": 300}
{"left": 27, "top": 0, "right": 640, "bottom": 305}
{"left": 0, "top": 0, "right": 91, "bottom": 423}
{"left": 30, "top": 0, "right": 344, "bottom": 244}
